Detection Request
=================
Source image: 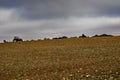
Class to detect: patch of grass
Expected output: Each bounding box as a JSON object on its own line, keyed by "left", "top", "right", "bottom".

{"left": 0, "top": 36, "right": 120, "bottom": 80}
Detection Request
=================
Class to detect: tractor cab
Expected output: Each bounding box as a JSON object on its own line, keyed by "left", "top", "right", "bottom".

{"left": 13, "top": 36, "right": 23, "bottom": 42}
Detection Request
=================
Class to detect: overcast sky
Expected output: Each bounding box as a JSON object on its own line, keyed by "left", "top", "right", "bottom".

{"left": 0, "top": 0, "right": 120, "bottom": 42}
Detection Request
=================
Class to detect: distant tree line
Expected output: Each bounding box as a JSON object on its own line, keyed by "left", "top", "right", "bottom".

{"left": 92, "top": 34, "right": 113, "bottom": 37}
{"left": 52, "top": 36, "right": 68, "bottom": 40}
{"left": 47, "top": 34, "right": 113, "bottom": 40}
{"left": 3, "top": 34, "right": 114, "bottom": 43}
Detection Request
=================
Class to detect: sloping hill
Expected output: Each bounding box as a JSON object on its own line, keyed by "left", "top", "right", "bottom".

{"left": 0, "top": 36, "right": 120, "bottom": 80}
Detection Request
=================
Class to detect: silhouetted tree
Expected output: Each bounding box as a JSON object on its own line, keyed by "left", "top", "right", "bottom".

{"left": 44, "top": 38, "right": 50, "bottom": 40}
{"left": 100, "top": 34, "right": 113, "bottom": 37}
{"left": 93, "top": 34, "right": 113, "bottom": 37}
{"left": 61, "top": 36, "right": 68, "bottom": 39}
{"left": 52, "top": 36, "right": 68, "bottom": 40}
{"left": 82, "top": 34, "right": 86, "bottom": 38}
{"left": 3, "top": 40, "right": 7, "bottom": 43}
{"left": 93, "top": 34, "right": 99, "bottom": 37}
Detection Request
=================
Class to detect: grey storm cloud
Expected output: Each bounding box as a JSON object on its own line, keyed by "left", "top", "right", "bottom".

{"left": 19, "top": 0, "right": 120, "bottom": 18}
{"left": 0, "top": 0, "right": 120, "bottom": 42}
{"left": 1, "top": 0, "right": 120, "bottom": 18}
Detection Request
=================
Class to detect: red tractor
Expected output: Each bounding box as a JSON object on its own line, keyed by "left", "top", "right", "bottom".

{"left": 13, "top": 36, "right": 23, "bottom": 42}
